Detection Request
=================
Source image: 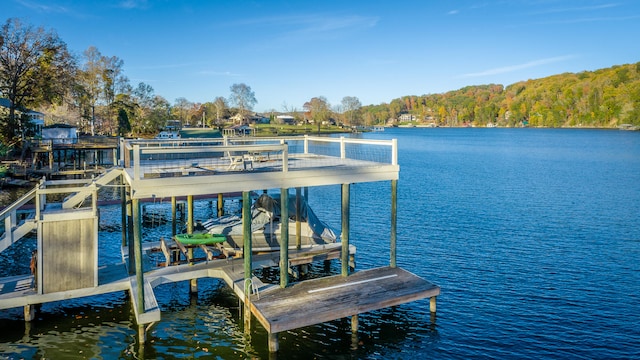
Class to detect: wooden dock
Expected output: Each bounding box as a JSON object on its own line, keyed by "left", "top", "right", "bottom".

{"left": 0, "top": 135, "right": 440, "bottom": 354}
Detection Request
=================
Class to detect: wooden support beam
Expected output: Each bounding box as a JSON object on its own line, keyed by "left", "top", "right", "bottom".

{"left": 351, "top": 314, "right": 359, "bottom": 349}
{"left": 24, "top": 304, "right": 36, "bottom": 322}
{"left": 217, "top": 193, "right": 224, "bottom": 217}
{"left": 242, "top": 191, "right": 252, "bottom": 332}
{"left": 132, "top": 198, "right": 144, "bottom": 316}
{"left": 341, "top": 183, "right": 350, "bottom": 277}
{"left": 171, "top": 196, "right": 177, "bottom": 237}
{"left": 127, "top": 186, "right": 134, "bottom": 275}
{"left": 187, "top": 195, "right": 197, "bottom": 293}
{"left": 138, "top": 325, "right": 146, "bottom": 344}
{"left": 430, "top": 296, "right": 437, "bottom": 313}
{"left": 295, "top": 187, "right": 301, "bottom": 249}
{"left": 391, "top": 179, "right": 397, "bottom": 268}
{"left": 121, "top": 176, "right": 127, "bottom": 248}
{"left": 268, "top": 332, "right": 279, "bottom": 353}
{"left": 280, "top": 189, "right": 289, "bottom": 288}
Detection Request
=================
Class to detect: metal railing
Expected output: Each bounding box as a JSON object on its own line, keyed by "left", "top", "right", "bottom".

{"left": 121, "top": 135, "right": 397, "bottom": 181}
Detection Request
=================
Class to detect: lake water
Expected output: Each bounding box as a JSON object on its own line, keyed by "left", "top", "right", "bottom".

{"left": 0, "top": 128, "right": 639, "bottom": 359}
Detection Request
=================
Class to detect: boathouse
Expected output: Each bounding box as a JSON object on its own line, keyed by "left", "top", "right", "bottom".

{"left": 0, "top": 135, "right": 440, "bottom": 353}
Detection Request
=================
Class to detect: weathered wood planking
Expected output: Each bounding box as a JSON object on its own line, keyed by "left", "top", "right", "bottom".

{"left": 250, "top": 266, "right": 440, "bottom": 333}
{"left": 41, "top": 216, "right": 96, "bottom": 293}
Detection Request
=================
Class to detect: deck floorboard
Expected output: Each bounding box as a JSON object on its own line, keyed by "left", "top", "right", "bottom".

{"left": 249, "top": 266, "right": 440, "bottom": 333}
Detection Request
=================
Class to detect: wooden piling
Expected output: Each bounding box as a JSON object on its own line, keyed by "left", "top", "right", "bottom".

{"left": 280, "top": 189, "right": 289, "bottom": 288}
{"left": 187, "top": 195, "right": 197, "bottom": 293}
{"left": 127, "top": 186, "right": 134, "bottom": 274}
{"left": 217, "top": 193, "right": 224, "bottom": 217}
{"left": 171, "top": 196, "right": 177, "bottom": 237}
{"left": 295, "top": 187, "right": 302, "bottom": 249}
{"left": 351, "top": 314, "right": 359, "bottom": 349}
{"left": 121, "top": 176, "right": 127, "bottom": 248}
{"left": 24, "top": 305, "right": 36, "bottom": 322}
{"left": 268, "top": 332, "right": 279, "bottom": 352}
{"left": 391, "top": 179, "right": 397, "bottom": 268}
{"left": 430, "top": 296, "right": 437, "bottom": 313}
{"left": 242, "top": 191, "right": 252, "bottom": 331}
{"left": 132, "top": 199, "right": 144, "bottom": 316}
{"left": 341, "top": 183, "right": 350, "bottom": 277}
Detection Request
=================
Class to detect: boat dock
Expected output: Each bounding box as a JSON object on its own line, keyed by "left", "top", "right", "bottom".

{"left": 0, "top": 135, "right": 440, "bottom": 353}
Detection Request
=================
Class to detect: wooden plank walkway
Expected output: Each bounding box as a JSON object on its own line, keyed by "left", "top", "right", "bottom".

{"left": 248, "top": 266, "right": 440, "bottom": 334}
{"left": 0, "top": 263, "right": 130, "bottom": 310}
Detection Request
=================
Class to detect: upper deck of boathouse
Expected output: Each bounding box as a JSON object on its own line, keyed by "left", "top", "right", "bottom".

{"left": 120, "top": 135, "right": 399, "bottom": 199}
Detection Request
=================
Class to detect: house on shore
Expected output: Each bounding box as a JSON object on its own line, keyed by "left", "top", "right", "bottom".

{"left": 0, "top": 98, "right": 45, "bottom": 138}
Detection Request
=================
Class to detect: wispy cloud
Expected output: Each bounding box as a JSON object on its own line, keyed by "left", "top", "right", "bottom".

{"left": 198, "top": 70, "right": 243, "bottom": 77}
{"left": 132, "top": 62, "right": 208, "bottom": 70}
{"left": 227, "top": 13, "right": 378, "bottom": 40}
{"left": 530, "top": 3, "right": 619, "bottom": 15}
{"left": 534, "top": 14, "right": 640, "bottom": 25}
{"left": 459, "top": 55, "right": 576, "bottom": 78}
{"left": 14, "top": 0, "right": 71, "bottom": 14}
{"left": 116, "top": 0, "right": 150, "bottom": 10}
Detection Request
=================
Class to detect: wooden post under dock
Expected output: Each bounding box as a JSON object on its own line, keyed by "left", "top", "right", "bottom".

{"left": 217, "top": 193, "right": 224, "bottom": 217}
{"left": 391, "top": 179, "right": 397, "bottom": 268}
{"left": 280, "top": 189, "right": 289, "bottom": 288}
{"left": 341, "top": 183, "right": 350, "bottom": 277}
{"left": 295, "top": 187, "right": 302, "bottom": 250}
{"left": 242, "top": 191, "right": 253, "bottom": 332}
{"left": 187, "top": 195, "right": 197, "bottom": 293}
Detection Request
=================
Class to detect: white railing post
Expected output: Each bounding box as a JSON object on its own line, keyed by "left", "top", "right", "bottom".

{"left": 281, "top": 141, "right": 288, "bottom": 172}
{"left": 5, "top": 215, "right": 13, "bottom": 244}
{"left": 392, "top": 139, "right": 398, "bottom": 165}
{"left": 340, "top": 136, "right": 346, "bottom": 159}
{"left": 133, "top": 144, "right": 141, "bottom": 180}
{"left": 39, "top": 178, "right": 46, "bottom": 211}
{"left": 304, "top": 135, "right": 309, "bottom": 154}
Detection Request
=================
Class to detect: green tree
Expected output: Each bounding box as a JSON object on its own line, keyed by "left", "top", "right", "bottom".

{"left": 0, "top": 18, "right": 76, "bottom": 143}
{"left": 117, "top": 108, "right": 131, "bottom": 136}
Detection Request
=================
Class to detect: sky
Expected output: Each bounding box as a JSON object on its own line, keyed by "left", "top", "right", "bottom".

{"left": 4, "top": 0, "right": 640, "bottom": 113}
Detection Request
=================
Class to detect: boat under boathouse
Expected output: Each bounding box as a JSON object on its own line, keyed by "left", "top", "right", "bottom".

{"left": 0, "top": 135, "right": 440, "bottom": 353}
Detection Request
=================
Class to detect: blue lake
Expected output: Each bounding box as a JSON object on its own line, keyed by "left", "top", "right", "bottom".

{"left": 1, "top": 128, "right": 639, "bottom": 359}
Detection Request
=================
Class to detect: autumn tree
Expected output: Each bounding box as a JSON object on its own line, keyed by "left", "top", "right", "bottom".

{"left": 303, "top": 96, "right": 331, "bottom": 133}
{"left": 0, "top": 18, "right": 76, "bottom": 143}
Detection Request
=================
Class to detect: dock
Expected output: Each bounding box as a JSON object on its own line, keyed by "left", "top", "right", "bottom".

{"left": 0, "top": 135, "right": 440, "bottom": 353}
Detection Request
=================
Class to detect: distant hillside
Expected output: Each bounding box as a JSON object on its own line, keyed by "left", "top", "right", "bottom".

{"left": 362, "top": 62, "right": 640, "bottom": 128}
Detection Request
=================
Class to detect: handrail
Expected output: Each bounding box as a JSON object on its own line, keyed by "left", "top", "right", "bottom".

{"left": 0, "top": 186, "right": 37, "bottom": 219}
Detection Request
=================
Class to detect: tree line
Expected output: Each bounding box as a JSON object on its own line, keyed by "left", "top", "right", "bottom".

{"left": 360, "top": 62, "right": 640, "bottom": 128}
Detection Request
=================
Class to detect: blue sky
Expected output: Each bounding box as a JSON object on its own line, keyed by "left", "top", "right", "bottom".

{"left": 5, "top": 0, "right": 640, "bottom": 112}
